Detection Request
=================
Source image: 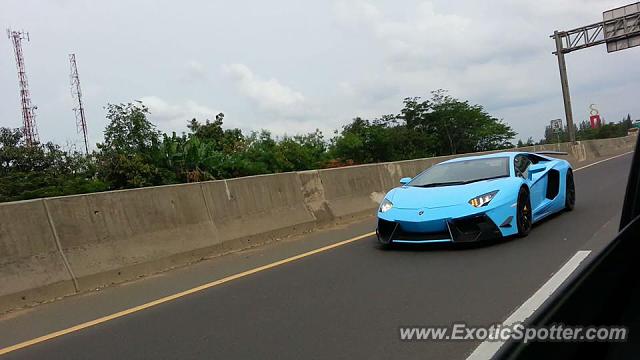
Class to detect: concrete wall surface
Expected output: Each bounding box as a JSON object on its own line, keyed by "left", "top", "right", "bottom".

{"left": 0, "top": 200, "right": 76, "bottom": 309}
{"left": 0, "top": 135, "right": 636, "bottom": 312}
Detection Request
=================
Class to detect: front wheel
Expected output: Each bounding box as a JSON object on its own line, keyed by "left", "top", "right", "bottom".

{"left": 565, "top": 169, "right": 575, "bottom": 211}
{"left": 516, "top": 187, "right": 532, "bottom": 237}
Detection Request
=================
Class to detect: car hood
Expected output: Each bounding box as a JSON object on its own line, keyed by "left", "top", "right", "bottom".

{"left": 388, "top": 177, "right": 511, "bottom": 209}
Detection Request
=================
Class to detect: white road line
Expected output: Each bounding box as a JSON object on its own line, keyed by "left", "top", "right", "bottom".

{"left": 573, "top": 151, "right": 634, "bottom": 172}
{"left": 466, "top": 250, "right": 592, "bottom": 360}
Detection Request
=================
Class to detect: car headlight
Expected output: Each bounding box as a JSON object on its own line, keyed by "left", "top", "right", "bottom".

{"left": 468, "top": 190, "right": 499, "bottom": 208}
{"left": 379, "top": 198, "right": 393, "bottom": 213}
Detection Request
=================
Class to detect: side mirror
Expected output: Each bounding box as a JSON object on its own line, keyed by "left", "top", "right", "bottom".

{"left": 527, "top": 164, "right": 546, "bottom": 180}
{"left": 400, "top": 177, "right": 412, "bottom": 185}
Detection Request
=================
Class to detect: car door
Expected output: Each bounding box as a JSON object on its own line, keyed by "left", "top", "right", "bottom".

{"left": 514, "top": 154, "right": 546, "bottom": 214}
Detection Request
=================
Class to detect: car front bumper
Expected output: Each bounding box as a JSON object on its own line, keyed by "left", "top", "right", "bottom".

{"left": 376, "top": 200, "right": 518, "bottom": 244}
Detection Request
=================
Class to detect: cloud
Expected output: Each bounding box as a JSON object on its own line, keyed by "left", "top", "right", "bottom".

{"left": 183, "top": 60, "right": 208, "bottom": 81}
{"left": 139, "top": 96, "right": 221, "bottom": 133}
{"left": 222, "top": 63, "right": 305, "bottom": 114}
{"left": 333, "top": 1, "right": 542, "bottom": 70}
{"left": 2, "top": 0, "right": 636, "bottom": 145}
{"left": 333, "top": 0, "right": 381, "bottom": 24}
{"left": 330, "top": 0, "right": 636, "bottom": 140}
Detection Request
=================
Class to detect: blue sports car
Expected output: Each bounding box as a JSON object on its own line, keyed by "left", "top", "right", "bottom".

{"left": 377, "top": 152, "right": 575, "bottom": 245}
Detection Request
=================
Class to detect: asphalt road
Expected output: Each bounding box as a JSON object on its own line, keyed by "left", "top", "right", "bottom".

{"left": 0, "top": 153, "right": 632, "bottom": 360}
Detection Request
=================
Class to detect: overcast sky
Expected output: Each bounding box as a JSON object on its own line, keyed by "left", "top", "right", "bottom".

{"left": 1, "top": 0, "right": 639, "bottom": 149}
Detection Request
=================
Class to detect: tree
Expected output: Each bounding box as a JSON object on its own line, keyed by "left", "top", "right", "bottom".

{"left": 1, "top": 91, "right": 523, "bottom": 202}
{"left": 187, "top": 115, "right": 247, "bottom": 154}
{"left": 187, "top": 113, "right": 225, "bottom": 149}
{"left": 526, "top": 137, "right": 534, "bottom": 146}
{"left": 0, "top": 127, "right": 107, "bottom": 202}
{"left": 156, "top": 132, "right": 218, "bottom": 182}
{"left": 398, "top": 97, "right": 440, "bottom": 157}
{"left": 543, "top": 118, "right": 631, "bottom": 143}
{"left": 278, "top": 130, "right": 328, "bottom": 171}
{"left": 243, "top": 130, "right": 284, "bottom": 174}
{"left": 400, "top": 90, "right": 515, "bottom": 155}
{"left": 623, "top": 114, "right": 633, "bottom": 130}
{"left": 331, "top": 116, "right": 403, "bottom": 163}
{"left": 542, "top": 123, "right": 569, "bottom": 144}
{"left": 331, "top": 91, "right": 516, "bottom": 162}
{"left": 96, "top": 102, "right": 171, "bottom": 188}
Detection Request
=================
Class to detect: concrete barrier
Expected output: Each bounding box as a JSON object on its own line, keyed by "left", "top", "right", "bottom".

{"left": 581, "top": 136, "right": 636, "bottom": 160}
{"left": 0, "top": 200, "right": 76, "bottom": 311}
{"left": 312, "top": 163, "right": 393, "bottom": 220}
{"left": 201, "top": 172, "right": 317, "bottom": 250}
{"left": 0, "top": 135, "right": 636, "bottom": 312}
{"left": 43, "top": 183, "right": 218, "bottom": 292}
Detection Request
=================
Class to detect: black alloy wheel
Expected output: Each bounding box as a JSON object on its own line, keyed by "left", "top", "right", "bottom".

{"left": 565, "top": 169, "right": 576, "bottom": 211}
{"left": 517, "top": 187, "right": 532, "bottom": 237}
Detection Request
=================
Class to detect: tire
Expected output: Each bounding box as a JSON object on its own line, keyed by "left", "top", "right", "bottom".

{"left": 565, "top": 169, "right": 575, "bottom": 211}
{"left": 516, "top": 187, "right": 532, "bottom": 237}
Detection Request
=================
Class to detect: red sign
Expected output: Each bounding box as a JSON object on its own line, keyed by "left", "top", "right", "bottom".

{"left": 590, "top": 114, "right": 601, "bottom": 128}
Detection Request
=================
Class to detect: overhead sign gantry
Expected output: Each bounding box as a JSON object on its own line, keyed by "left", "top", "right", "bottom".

{"left": 552, "top": 2, "right": 640, "bottom": 142}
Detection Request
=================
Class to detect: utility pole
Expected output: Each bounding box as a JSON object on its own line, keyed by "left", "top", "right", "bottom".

{"left": 553, "top": 31, "right": 576, "bottom": 143}
{"left": 7, "top": 28, "right": 39, "bottom": 146}
{"left": 69, "top": 54, "right": 89, "bottom": 154}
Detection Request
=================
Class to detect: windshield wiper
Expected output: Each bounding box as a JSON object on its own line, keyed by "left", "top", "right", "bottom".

{"left": 461, "top": 175, "right": 508, "bottom": 184}
{"left": 414, "top": 181, "right": 467, "bottom": 188}
{"left": 413, "top": 175, "right": 508, "bottom": 188}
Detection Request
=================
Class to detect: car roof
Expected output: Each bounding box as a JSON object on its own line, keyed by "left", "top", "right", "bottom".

{"left": 440, "top": 152, "right": 529, "bottom": 164}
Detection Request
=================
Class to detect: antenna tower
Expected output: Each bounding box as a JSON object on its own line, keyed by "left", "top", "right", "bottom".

{"left": 69, "top": 53, "right": 89, "bottom": 153}
{"left": 7, "top": 28, "right": 38, "bottom": 146}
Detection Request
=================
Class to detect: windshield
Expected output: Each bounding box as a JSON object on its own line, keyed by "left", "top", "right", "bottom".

{"left": 408, "top": 157, "right": 510, "bottom": 187}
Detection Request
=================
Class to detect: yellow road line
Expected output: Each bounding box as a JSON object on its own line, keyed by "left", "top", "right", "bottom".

{"left": 0, "top": 231, "right": 376, "bottom": 356}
